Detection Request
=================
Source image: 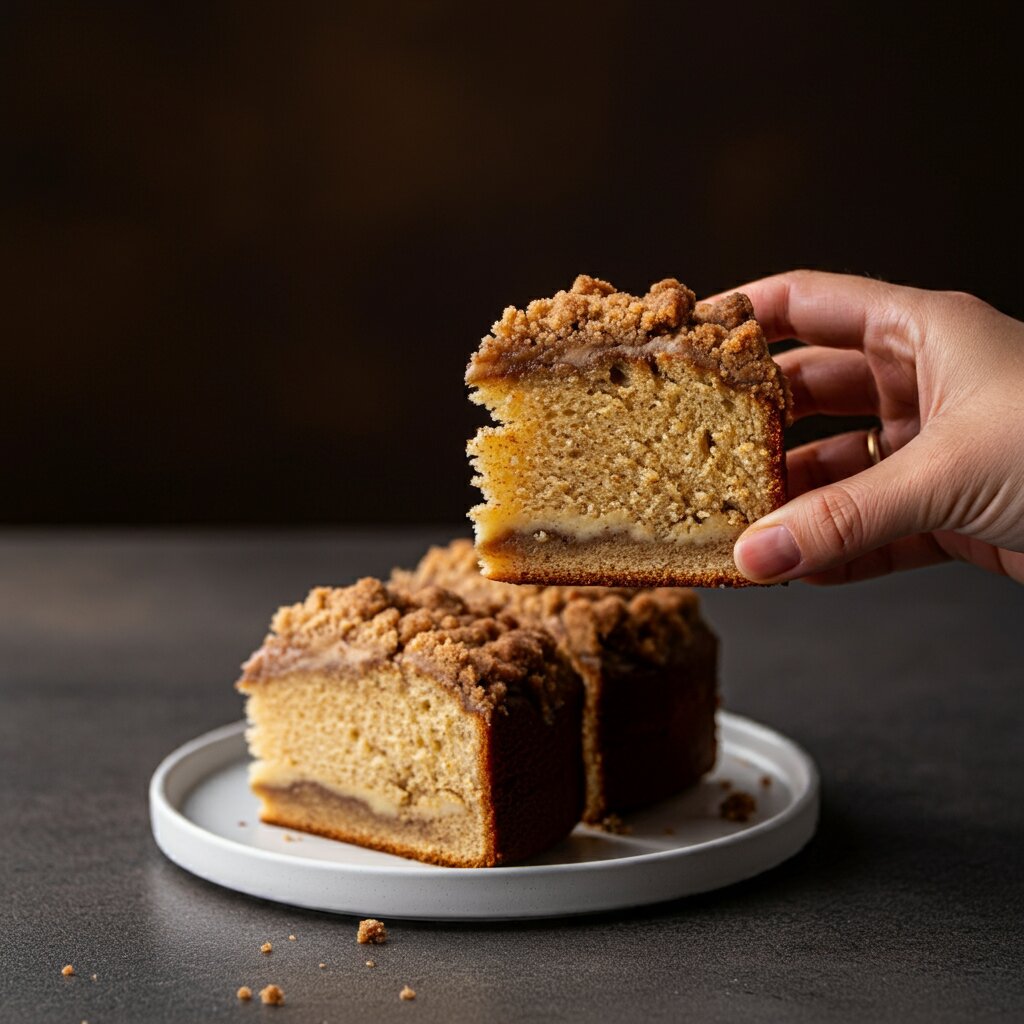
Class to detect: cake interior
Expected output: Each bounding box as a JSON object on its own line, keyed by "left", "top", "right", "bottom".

{"left": 469, "top": 352, "right": 781, "bottom": 585}
{"left": 245, "top": 665, "right": 493, "bottom": 866}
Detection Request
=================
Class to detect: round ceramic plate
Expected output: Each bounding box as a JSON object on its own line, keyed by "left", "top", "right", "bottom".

{"left": 150, "top": 713, "right": 818, "bottom": 920}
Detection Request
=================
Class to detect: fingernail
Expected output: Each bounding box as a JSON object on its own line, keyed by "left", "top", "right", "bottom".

{"left": 734, "top": 525, "right": 802, "bottom": 581}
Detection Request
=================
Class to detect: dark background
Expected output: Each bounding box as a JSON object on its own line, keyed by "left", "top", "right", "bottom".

{"left": 3, "top": 2, "right": 1020, "bottom": 525}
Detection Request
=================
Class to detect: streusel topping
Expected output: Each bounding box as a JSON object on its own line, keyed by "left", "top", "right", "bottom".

{"left": 467, "top": 274, "right": 788, "bottom": 413}
{"left": 237, "top": 577, "right": 570, "bottom": 715}
{"left": 395, "top": 540, "right": 708, "bottom": 668}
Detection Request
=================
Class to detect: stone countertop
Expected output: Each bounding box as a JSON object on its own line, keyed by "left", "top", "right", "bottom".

{"left": 2, "top": 530, "right": 1022, "bottom": 1023}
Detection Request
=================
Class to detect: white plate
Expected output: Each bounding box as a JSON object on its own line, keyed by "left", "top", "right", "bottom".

{"left": 149, "top": 713, "right": 818, "bottom": 920}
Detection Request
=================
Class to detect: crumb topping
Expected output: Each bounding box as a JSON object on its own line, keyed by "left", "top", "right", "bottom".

{"left": 259, "top": 983, "right": 285, "bottom": 1005}
{"left": 260, "top": 941, "right": 272, "bottom": 954}
{"left": 237, "top": 986, "right": 252, "bottom": 1001}
{"left": 395, "top": 540, "right": 711, "bottom": 670}
{"left": 400, "top": 985, "right": 417, "bottom": 1001}
{"left": 357, "top": 919, "right": 388, "bottom": 945}
{"left": 238, "top": 577, "right": 573, "bottom": 717}
{"left": 61, "top": 964, "right": 75, "bottom": 977}
{"left": 720, "top": 791, "right": 757, "bottom": 822}
{"left": 467, "top": 275, "right": 788, "bottom": 412}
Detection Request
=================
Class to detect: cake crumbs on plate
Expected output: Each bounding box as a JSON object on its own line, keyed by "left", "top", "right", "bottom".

{"left": 719, "top": 779, "right": 733, "bottom": 790}
{"left": 237, "top": 986, "right": 252, "bottom": 1001}
{"left": 357, "top": 919, "right": 387, "bottom": 944}
{"left": 365, "top": 960, "right": 376, "bottom": 968}
{"left": 237, "top": 820, "right": 247, "bottom": 827}
{"left": 319, "top": 962, "right": 327, "bottom": 969}
{"left": 90, "top": 974, "right": 98, "bottom": 982}
{"left": 260, "top": 941, "right": 273, "bottom": 954}
{"left": 288, "top": 934, "right": 296, "bottom": 941}
{"left": 595, "top": 814, "right": 632, "bottom": 835}
{"left": 761, "top": 774, "right": 772, "bottom": 788}
{"left": 61, "top": 964, "right": 75, "bottom": 977}
{"left": 400, "top": 985, "right": 416, "bottom": 1001}
{"left": 720, "top": 791, "right": 757, "bottom": 823}
{"left": 260, "top": 984, "right": 286, "bottom": 1005}
{"left": 283, "top": 833, "right": 297, "bottom": 842}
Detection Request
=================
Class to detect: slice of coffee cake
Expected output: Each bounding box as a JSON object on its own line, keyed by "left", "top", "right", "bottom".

{"left": 466, "top": 275, "right": 790, "bottom": 587}
{"left": 237, "top": 578, "right": 583, "bottom": 867}
{"left": 395, "top": 540, "right": 718, "bottom": 823}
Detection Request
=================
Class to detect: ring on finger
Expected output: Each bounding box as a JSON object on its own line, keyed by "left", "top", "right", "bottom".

{"left": 866, "top": 426, "right": 884, "bottom": 466}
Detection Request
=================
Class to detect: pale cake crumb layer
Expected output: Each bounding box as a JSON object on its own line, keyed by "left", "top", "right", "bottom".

{"left": 466, "top": 276, "right": 789, "bottom": 588}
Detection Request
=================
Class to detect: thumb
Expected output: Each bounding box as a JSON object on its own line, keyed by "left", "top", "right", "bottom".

{"left": 734, "top": 437, "right": 941, "bottom": 583}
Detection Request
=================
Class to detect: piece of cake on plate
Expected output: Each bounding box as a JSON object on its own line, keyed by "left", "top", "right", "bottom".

{"left": 237, "top": 578, "right": 583, "bottom": 867}
{"left": 466, "top": 275, "right": 790, "bottom": 587}
{"left": 394, "top": 539, "right": 718, "bottom": 824}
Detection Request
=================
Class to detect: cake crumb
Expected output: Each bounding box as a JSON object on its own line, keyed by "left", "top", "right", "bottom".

{"left": 319, "top": 963, "right": 327, "bottom": 969}
{"left": 365, "top": 960, "right": 376, "bottom": 968}
{"left": 260, "top": 984, "right": 286, "bottom": 1005}
{"left": 90, "top": 974, "right": 98, "bottom": 982}
{"left": 595, "top": 814, "right": 632, "bottom": 835}
{"left": 238, "top": 820, "right": 247, "bottom": 827}
{"left": 288, "top": 934, "right": 296, "bottom": 941}
{"left": 260, "top": 941, "right": 273, "bottom": 954}
{"left": 357, "top": 919, "right": 388, "bottom": 944}
{"left": 237, "top": 986, "right": 252, "bottom": 1001}
{"left": 283, "top": 833, "right": 297, "bottom": 842}
{"left": 720, "top": 791, "right": 757, "bottom": 823}
{"left": 61, "top": 964, "right": 75, "bottom": 977}
{"left": 719, "top": 779, "right": 733, "bottom": 791}
{"left": 761, "top": 774, "right": 772, "bottom": 788}
{"left": 400, "top": 985, "right": 416, "bottom": 1001}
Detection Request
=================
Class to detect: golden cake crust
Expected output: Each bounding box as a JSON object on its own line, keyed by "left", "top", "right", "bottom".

{"left": 467, "top": 274, "right": 790, "bottom": 415}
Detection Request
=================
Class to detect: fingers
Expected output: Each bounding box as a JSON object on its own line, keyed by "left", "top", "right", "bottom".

{"left": 734, "top": 436, "right": 941, "bottom": 583}
{"left": 775, "top": 346, "right": 879, "bottom": 420}
{"left": 800, "top": 534, "right": 950, "bottom": 585}
{"left": 706, "top": 269, "right": 900, "bottom": 349}
{"left": 786, "top": 430, "right": 883, "bottom": 498}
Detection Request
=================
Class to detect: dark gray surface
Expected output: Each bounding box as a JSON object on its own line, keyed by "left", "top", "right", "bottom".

{"left": 1, "top": 530, "right": 1022, "bottom": 1023}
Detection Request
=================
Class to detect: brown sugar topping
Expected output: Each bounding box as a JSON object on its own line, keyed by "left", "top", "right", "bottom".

{"left": 238, "top": 578, "right": 573, "bottom": 718}
{"left": 259, "top": 984, "right": 285, "bottom": 1005}
{"left": 357, "top": 918, "right": 388, "bottom": 945}
{"left": 720, "top": 791, "right": 757, "bottom": 823}
{"left": 467, "top": 275, "right": 788, "bottom": 412}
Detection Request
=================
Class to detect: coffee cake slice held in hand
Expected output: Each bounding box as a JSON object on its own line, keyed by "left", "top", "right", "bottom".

{"left": 466, "top": 276, "right": 790, "bottom": 587}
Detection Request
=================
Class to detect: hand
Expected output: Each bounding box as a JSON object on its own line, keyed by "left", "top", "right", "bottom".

{"left": 725, "top": 270, "right": 1024, "bottom": 585}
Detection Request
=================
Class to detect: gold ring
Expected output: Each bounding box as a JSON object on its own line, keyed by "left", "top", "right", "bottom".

{"left": 866, "top": 426, "right": 884, "bottom": 466}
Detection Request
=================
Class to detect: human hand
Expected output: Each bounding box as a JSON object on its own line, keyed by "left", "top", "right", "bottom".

{"left": 726, "top": 270, "right": 1024, "bottom": 585}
